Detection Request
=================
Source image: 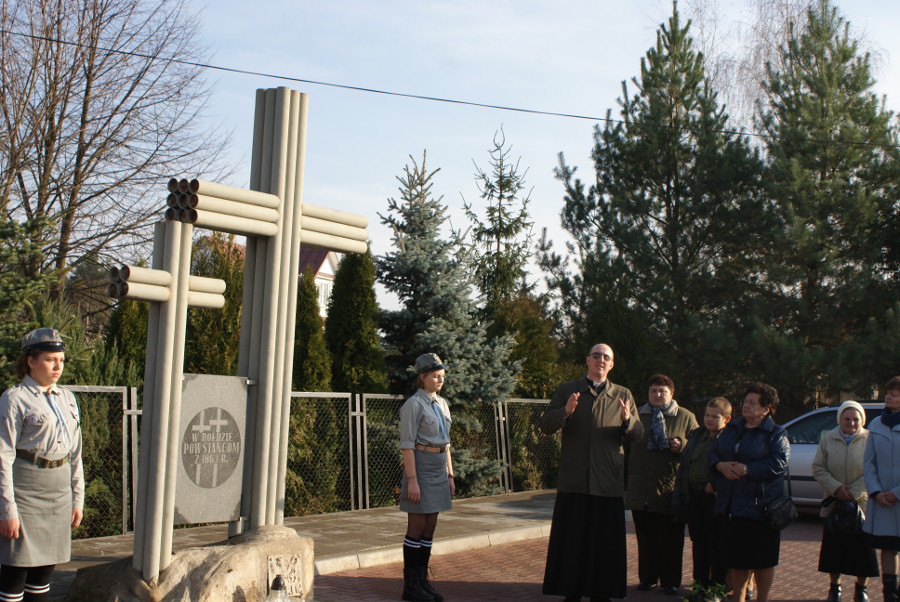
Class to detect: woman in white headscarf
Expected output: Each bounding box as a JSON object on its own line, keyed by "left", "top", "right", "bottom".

{"left": 813, "top": 400, "right": 878, "bottom": 602}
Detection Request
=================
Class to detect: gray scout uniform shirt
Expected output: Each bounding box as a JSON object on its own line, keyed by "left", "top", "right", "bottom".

{"left": 399, "top": 389, "right": 452, "bottom": 449}
{"left": 0, "top": 375, "right": 84, "bottom": 520}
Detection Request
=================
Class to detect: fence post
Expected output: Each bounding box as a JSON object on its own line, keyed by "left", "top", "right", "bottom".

{"left": 494, "top": 400, "right": 512, "bottom": 494}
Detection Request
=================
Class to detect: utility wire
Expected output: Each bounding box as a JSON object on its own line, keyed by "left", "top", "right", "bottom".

{"left": 3, "top": 28, "right": 899, "bottom": 150}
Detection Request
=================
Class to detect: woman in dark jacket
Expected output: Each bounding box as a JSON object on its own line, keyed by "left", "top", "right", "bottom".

{"left": 710, "top": 382, "right": 789, "bottom": 602}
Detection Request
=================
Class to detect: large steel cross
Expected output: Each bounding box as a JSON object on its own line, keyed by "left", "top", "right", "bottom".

{"left": 106, "top": 88, "right": 368, "bottom": 583}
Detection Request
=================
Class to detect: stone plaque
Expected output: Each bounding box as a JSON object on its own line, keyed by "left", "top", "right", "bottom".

{"left": 268, "top": 554, "right": 308, "bottom": 598}
{"left": 174, "top": 374, "right": 247, "bottom": 525}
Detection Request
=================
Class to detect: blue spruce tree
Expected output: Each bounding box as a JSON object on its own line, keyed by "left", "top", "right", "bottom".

{"left": 377, "top": 152, "right": 518, "bottom": 497}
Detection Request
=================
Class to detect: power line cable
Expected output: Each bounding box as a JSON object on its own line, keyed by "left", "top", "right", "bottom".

{"left": 3, "top": 28, "right": 899, "bottom": 150}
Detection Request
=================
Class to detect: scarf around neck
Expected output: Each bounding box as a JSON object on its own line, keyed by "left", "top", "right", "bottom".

{"left": 882, "top": 407, "right": 900, "bottom": 429}
{"left": 647, "top": 400, "right": 676, "bottom": 450}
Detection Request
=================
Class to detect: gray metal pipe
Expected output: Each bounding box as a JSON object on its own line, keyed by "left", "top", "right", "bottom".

{"left": 299, "top": 215, "right": 368, "bottom": 241}
{"left": 255, "top": 86, "right": 291, "bottom": 527}
{"left": 141, "top": 219, "right": 182, "bottom": 580}
{"left": 119, "top": 281, "right": 170, "bottom": 303}
{"left": 121, "top": 265, "right": 173, "bottom": 287}
{"left": 188, "top": 179, "right": 280, "bottom": 209}
{"left": 302, "top": 202, "right": 369, "bottom": 229}
{"left": 250, "top": 87, "right": 280, "bottom": 528}
{"left": 187, "top": 275, "right": 226, "bottom": 295}
{"left": 233, "top": 89, "right": 270, "bottom": 537}
{"left": 300, "top": 230, "right": 368, "bottom": 254}
{"left": 186, "top": 194, "right": 279, "bottom": 223}
{"left": 266, "top": 88, "right": 301, "bottom": 523}
{"left": 186, "top": 290, "right": 225, "bottom": 309}
{"left": 159, "top": 222, "right": 194, "bottom": 571}
{"left": 275, "top": 91, "right": 310, "bottom": 523}
{"left": 183, "top": 208, "right": 279, "bottom": 237}
{"left": 132, "top": 219, "right": 165, "bottom": 572}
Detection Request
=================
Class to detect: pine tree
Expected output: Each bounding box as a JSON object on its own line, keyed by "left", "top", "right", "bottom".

{"left": 461, "top": 130, "right": 567, "bottom": 399}
{"left": 286, "top": 268, "right": 340, "bottom": 514}
{"left": 324, "top": 250, "right": 388, "bottom": 394}
{"left": 377, "top": 152, "right": 518, "bottom": 496}
{"left": 292, "top": 268, "right": 331, "bottom": 391}
{"left": 105, "top": 298, "right": 148, "bottom": 386}
{"left": 462, "top": 128, "right": 534, "bottom": 316}
{"left": 541, "top": 2, "right": 765, "bottom": 396}
{"left": 756, "top": 0, "right": 900, "bottom": 405}
{"left": 0, "top": 218, "right": 54, "bottom": 384}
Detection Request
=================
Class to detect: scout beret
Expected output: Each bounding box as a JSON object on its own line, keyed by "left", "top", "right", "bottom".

{"left": 415, "top": 353, "right": 445, "bottom": 375}
{"left": 21, "top": 328, "right": 66, "bottom": 353}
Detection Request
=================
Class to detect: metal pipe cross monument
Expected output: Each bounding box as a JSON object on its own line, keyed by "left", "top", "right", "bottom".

{"left": 108, "top": 88, "right": 368, "bottom": 583}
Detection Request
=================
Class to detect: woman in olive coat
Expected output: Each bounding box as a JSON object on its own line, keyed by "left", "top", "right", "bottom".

{"left": 625, "top": 374, "right": 698, "bottom": 596}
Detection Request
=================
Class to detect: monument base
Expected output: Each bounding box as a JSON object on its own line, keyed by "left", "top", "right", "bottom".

{"left": 65, "top": 526, "right": 313, "bottom": 601}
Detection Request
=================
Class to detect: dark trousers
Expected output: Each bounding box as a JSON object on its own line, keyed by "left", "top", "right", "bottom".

{"left": 686, "top": 489, "right": 727, "bottom": 586}
{"left": 632, "top": 508, "right": 685, "bottom": 588}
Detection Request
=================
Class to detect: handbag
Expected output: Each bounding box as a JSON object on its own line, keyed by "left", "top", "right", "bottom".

{"left": 825, "top": 499, "right": 864, "bottom": 535}
{"left": 765, "top": 494, "right": 798, "bottom": 530}
{"left": 761, "top": 447, "right": 797, "bottom": 531}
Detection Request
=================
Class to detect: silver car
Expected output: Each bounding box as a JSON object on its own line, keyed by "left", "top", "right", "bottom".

{"left": 781, "top": 402, "right": 882, "bottom": 506}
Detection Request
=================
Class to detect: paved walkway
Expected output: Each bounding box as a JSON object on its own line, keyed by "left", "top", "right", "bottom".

{"left": 53, "top": 491, "right": 863, "bottom": 601}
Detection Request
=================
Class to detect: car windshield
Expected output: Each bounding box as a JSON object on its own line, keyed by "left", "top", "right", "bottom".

{"left": 785, "top": 406, "right": 883, "bottom": 445}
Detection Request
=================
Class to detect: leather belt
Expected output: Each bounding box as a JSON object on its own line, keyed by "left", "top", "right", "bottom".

{"left": 16, "top": 450, "right": 69, "bottom": 469}
{"left": 414, "top": 443, "right": 447, "bottom": 453}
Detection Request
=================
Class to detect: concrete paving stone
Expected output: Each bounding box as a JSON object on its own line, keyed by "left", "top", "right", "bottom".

{"left": 48, "top": 491, "right": 872, "bottom": 602}
{"left": 314, "top": 514, "right": 864, "bottom": 602}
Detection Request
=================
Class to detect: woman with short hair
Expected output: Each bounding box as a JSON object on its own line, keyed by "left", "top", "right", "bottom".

{"left": 625, "top": 374, "right": 699, "bottom": 596}
{"left": 710, "top": 382, "right": 789, "bottom": 602}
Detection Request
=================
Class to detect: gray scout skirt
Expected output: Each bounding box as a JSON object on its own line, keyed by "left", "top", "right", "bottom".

{"left": 399, "top": 449, "right": 452, "bottom": 514}
{"left": 0, "top": 459, "right": 73, "bottom": 566}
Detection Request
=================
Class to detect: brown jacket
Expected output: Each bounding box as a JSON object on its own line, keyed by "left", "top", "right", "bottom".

{"left": 541, "top": 378, "right": 642, "bottom": 497}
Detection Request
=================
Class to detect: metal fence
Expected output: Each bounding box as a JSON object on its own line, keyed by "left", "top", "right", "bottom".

{"left": 67, "top": 385, "right": 138, "bottom": 539}
{"left": 73, "top": 387, "right": 557, "bottom": 535}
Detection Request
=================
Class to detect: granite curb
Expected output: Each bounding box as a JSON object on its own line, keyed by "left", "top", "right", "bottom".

{"left": 314, "top": 522, "right": 553, "bottom": 575}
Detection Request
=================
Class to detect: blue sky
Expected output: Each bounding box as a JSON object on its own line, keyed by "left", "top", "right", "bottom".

{"left": 189, "top": 0, "right": 899, "bottom": 304}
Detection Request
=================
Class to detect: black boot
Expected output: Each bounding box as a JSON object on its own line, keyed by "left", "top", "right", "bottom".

{"left": 853, "top": 583, "right": 868, "bottom": 602}
{"left": 884, "top": 575, "right": 899, "bottom": 602}
{"left": 826, "top": 583, "right": 841, "bottom": 602}
{"left": 402, "top": 542, "right": 434, "bottom": 602}
{"left": 418, "top": 544, "right": 443, "bottom": 602}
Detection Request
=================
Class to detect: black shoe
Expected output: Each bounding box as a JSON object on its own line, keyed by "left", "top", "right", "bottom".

{"left": 402, "top": 567, "right": 435, "bottom": 601}
{"left": 637, "top": 581, "right": 658, "bottom": 591}
{"left": 827, "top": 583, "right": 842, "bottom": 602}
{"left": 664, "top": 586, "right": 680, "bottom": 596}
{"left": 418, "top": 567, "right": 443, "bottom": 602}
{"left": 854, "top": 584, "right": 868, "bottom": 602}
{"left": 885, "top": 575, "right": 900, "bottom": 602}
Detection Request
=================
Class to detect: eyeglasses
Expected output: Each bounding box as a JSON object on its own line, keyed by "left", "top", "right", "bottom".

{"left": 588, "top": 352, "right": 612, "bottom": 361}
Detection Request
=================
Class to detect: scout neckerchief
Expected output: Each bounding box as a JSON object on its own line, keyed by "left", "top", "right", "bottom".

{"left": 430, "top": 398, "right": 448, "bottom": 440}
{"left": 44, "top": 389, "right": 73, "bottom": 451}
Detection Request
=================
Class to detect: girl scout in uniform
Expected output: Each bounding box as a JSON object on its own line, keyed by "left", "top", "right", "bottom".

{"left": 399, "top": 353, "right": 454, "bottom": 602}
{"left": 0, "top": 328, "right": 83, "bottom": 602}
